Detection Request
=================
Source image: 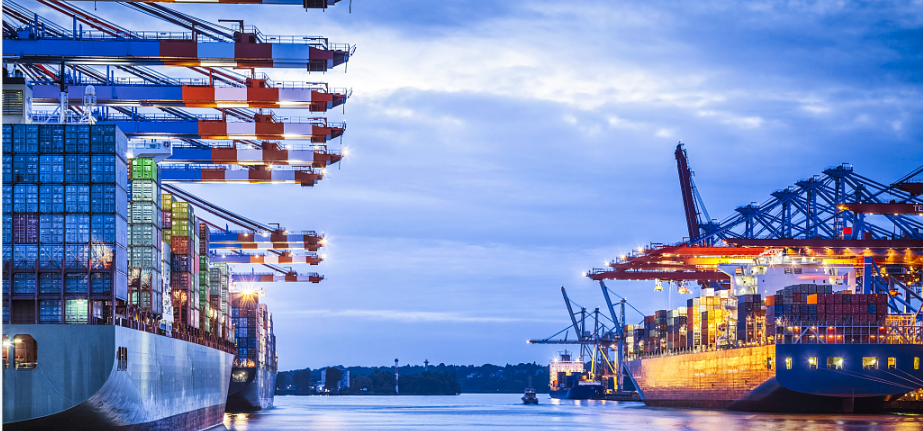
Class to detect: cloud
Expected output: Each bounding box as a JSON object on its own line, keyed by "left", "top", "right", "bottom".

{"left": 66, "top": 0, "right": 923, "bottom": 368}
{"left": 655, "top": 128, "right": 675, "bottom": 138}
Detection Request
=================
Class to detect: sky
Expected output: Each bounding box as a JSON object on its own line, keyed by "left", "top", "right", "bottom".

{"left": 31, "top": 0, "right": 923, "bottom": 370}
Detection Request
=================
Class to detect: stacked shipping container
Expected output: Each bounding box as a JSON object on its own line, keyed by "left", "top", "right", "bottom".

{"left": 686, "top": 294, "right": 736, "bottom": 348}
{"left": 3, "top": 124, "right": 129, "bottom": 325}
{"left": 736, "top": 294, "right": 763, "bottom": 344}
{"left": 198, "top": 222, "right": 211, "bottom": 333}
{"left": 127, "top": 157, "right": 163, "bottom": 317}
{"left": 169, "top": 199, "right": 200, "bottom": 329}
{"left": 766, "top": 284, "right": 890, "bottom": 344}
{"left": 229, "top": 291, "right": 277, "bottom": 371}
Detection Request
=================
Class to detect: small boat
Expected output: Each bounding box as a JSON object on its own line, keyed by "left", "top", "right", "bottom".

{"left": 522, "top": 377, "right": 539, "bottom": 404}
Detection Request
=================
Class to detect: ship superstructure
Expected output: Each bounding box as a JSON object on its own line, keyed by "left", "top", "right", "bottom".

{"left": 2, "top": 0, "right": 353, "bottom": 429}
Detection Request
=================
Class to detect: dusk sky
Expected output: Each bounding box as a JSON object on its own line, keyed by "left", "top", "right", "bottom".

{"left": 38, "top": 0, "right": 923, "bottom": 370}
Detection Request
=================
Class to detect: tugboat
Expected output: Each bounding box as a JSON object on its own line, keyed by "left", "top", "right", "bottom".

{"left": 522, "top": 377, "right": 539, "bottom": 405}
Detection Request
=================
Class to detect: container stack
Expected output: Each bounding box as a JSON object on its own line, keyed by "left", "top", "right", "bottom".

{"left": 623, "top": 324, "right": 637, "bottom": 355}
{"left": 766, "top": 284, "right": 888, "bottom": 344}
{"left": 127, "top": 157, "right": 163, "bottom": 316}
{"left": 736, "top": 294, "right": 763, "bottom": 344}
{"left": 666, "top": 307, "right": 687, "bottom": 350}
{"left": 170, "top": 200, "right": 199, "bottom": 329}
{"left": 686, "top": 293, "right": 736, "bottom": 348}
{"left": 230, "top": 290, "right": 259, "bottom": 367}
{"left": 259, "top": 303, "right": 276, "bottom": 370}
{"left": 160, "top": 193, "right": 174, "bottom": 330}
{"left": 210, "top": 262, "right": 231, "bottom": 340}
{"left": 198, "top": 221, "right": 211, "bottom": 333}
{"left": 3, "top": 124, "right": 129, "bottom": 325}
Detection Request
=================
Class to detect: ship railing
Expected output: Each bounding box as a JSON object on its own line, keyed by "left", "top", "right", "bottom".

{"left": 13, "top": 29, "right": 339, "bottom": 47}
{"left": 107, "top": 314, "right": 237, "bottom": 354}
{"left": 770, "top": 317, "right": 923, "bottom": 345}
{"left": 626, "top": 342, "right": 757, "bottom": 360}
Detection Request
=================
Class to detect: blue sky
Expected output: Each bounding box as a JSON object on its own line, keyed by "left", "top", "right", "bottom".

{"left": 41, "top": 0, "right": 923, "bottom": 369}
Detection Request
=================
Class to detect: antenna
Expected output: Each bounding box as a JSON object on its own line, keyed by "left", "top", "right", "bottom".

{"left": 81, "top": 85, "right": 97, "bottom": 124}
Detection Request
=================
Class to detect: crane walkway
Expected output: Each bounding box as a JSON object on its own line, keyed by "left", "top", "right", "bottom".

{"left": 165, "top": 144, "right": 342, "bottom": 168}
{"left": 209, "top": 252, "right": 323, "bottom": 265}
{"left": 31, "top": 81, "right": 349, "bottom": 110}
{"left": 161, "top": 164, "right": 324, "bottom": 187}
{"left": 28, "top": 111, "right": 345, "bottom": 141}
{"left": 4, "top": 30, "right": 353, "bottom": 70}
{"left": 232, "top": 272, "right": 323, "bottom": 283}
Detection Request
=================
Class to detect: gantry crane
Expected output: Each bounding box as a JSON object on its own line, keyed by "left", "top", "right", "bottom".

{"left": 3, "top": 0, "right": 350, "bottom": 288}
{"left": 587, "top": 144, "right": 923, "bottom": 289}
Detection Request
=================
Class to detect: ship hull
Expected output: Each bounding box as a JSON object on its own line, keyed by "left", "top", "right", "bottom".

{"left": 2, "top": 324, "right": 234, "bottom": 431}
{"left": 549, "top": 384, "right": 605, "bottom": 400}
{"left": 226, "top": 367, "right": 277, "bottom": 412}
{"left": 626, "top": 344, "right": 923, "bottom": 413}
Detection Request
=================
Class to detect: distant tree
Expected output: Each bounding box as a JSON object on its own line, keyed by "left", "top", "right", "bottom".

{"left": 324, "top": 367, "right": 342, "bottom": 391}
{"left": 293, "top": 368, "right": 312, "bottom": 394}
{"left": 275, "top": 371, "right": 293, "bottom": 392}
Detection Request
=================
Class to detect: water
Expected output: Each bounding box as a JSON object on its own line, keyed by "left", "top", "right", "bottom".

{"left": 220, "top": 394, "right": 923, "bottom": 430}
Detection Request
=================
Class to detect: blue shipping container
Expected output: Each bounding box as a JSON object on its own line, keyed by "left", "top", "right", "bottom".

{"left": 65, "top": 185, "right": 90, "bottom": 213}
{"left": 39, "top": 185, "right": 65, "bottom": 213}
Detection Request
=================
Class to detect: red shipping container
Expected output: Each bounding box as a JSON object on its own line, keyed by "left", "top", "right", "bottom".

{"left": 858, "top": 295, "right": 868, "bottom": 305}
{"left": 172, "top": 236, "right": 190, "bottom": 255}
{"left": 171, "top": 272, "right": 191, "bottom": 290}
{"left": 13, "top": 214, "right": 39, "bottom": 243}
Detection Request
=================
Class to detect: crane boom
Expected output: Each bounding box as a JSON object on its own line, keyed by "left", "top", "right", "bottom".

{"left": 561, "top": 286, "right": 583, "bottom": 341}
{"left": 599, "top": 280, "right": 621, "bottom": 336}
{"left": 675, "top": 142, "right": 700, "bottom": 244}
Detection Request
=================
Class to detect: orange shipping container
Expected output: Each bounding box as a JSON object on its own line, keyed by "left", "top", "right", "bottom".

{"left": 807, "top": 294, "right": 817, "bottom": 305}
{"left": 766, "top": 296, "right": 775, "bottom": 306}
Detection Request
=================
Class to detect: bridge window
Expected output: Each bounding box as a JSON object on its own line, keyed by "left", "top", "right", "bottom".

{"left": 915, "top": 357, "right": 919, "bottom": 370}
{"left": 2, "top": 335, "right": 8, "bottom": 368}
{"left": 13, "top": 334, "right": 37, "bottom": 369}
{"left": 828, "top": 357, "right": 844, "bottom": 370}
{"left": 785, "top": 357, "right": 792, "bottom": 370}
{"left": 766, "top": 356, "right": 773, "bottom": 370}
{"left": 808, "top": 357, "right": 818, "bottom": 370}
{"left": 888, "top": 357, "right": 896, "bottom": 370}
{"left": 862, "top": 357, "right": 878, "bottom": 370}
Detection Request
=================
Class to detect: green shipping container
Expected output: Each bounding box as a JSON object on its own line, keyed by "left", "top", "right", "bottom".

{"left": 171, "top": 219, "right": 190, "bottom": 237}
{"left": 172, "top": 201, "right": 189, "bottom": 220}
{"left": 130, "top": 158, "right": 158, "bottom": 181}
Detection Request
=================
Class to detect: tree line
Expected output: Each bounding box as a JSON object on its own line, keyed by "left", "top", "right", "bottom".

{"left": 276, "top": 362, "right": 549, "bottom": 395}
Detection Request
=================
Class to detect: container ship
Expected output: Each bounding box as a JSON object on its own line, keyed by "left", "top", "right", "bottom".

{"left": 3, "top": 0, "right": 353, "bottom": 427}
{"left": 548, "top": 351, "right": 604, "bottom": 399}
{"left": 620, "top": 255, "right": 923, "bottom": 413}
{"left": 2, "top": 122, "right": 236, "bottom": 430}
{"left": 226, "top": 290, "right": 278, "bottom": 412}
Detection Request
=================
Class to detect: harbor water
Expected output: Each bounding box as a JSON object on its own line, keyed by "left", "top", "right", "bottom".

{"left": 221, "top": 394, "right": 923, "bottom": 430}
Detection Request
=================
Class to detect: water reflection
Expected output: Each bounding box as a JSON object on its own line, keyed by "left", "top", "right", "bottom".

{"left": 219, "top": 395, "right": 923, "bottom": 430}
{"left": 223, "top": 412, "right": 251, "bottom": 431}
